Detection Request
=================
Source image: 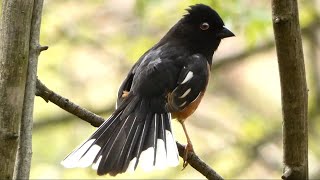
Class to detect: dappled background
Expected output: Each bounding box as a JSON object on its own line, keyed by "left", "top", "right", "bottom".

{"left": 25, "top": 0, "right": 320, "bottom": 179}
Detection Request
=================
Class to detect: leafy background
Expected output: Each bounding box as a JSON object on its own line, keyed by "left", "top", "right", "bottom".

{"left": 17, "top": 0, "right": 320, "bottom": 179}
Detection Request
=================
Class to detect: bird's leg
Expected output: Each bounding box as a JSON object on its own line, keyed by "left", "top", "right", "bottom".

{"left": 181, "top": 121, "right": 193, "bottom": 169}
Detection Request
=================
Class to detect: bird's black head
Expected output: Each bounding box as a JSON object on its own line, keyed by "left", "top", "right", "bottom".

{"left": 163, "top": 4, "right": 234, "bottom": 58}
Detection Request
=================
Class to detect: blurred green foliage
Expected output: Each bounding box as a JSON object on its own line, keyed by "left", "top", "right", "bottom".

{"left": 28, "top": 0, "right": 320, "bottom": 179}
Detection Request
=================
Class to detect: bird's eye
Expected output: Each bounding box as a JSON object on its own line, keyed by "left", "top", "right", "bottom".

{"left": 200, "top": 22, "right": 210, "bottom": 30}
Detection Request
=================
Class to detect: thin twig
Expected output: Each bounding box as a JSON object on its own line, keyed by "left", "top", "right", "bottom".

{"left": 36, "top": 79, "right": 105, "bottom": 127}
{"left": 33, "top": 107, "right": 114, "bottom": 130}
{"left": 35, "top": 79, "right": 224, "bottom": 180}
{"left": 39, "top": 45, "right": 48, "bottom": 52}
{"left": 176, "top": 143, "right": 224, "bottom": 180}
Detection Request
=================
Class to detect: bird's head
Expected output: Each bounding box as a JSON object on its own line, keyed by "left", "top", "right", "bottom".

{"left": 168, "top": 4, "right": 234, "bottom": 55}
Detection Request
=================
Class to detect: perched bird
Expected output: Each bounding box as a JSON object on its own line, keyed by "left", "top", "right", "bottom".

{"left": 61, "top": 4, "right": 234, "bottom": 176}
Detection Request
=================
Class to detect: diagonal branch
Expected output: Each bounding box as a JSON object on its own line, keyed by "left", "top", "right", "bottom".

{"left": 35, "top": 79, "right": 104, "bottom": 127}
{"left": 35, "top": 79, "right": 224, "bottom": 180}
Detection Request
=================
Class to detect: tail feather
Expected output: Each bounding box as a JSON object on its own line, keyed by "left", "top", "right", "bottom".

{"left": 164, "top": 113, "right": 179, "bottom": 166}
{"left": 61, "top": 111, "right": 123, "bottom": 168}
{"left": 152, "top": 114, "right": 159, "bottom": 166}
{"left": 110, "top": 116, "right": 139, "bottom": 175}
{"left": 139, "top": 113, "right": 157, "bottom": 171}
{"left": 96, "top": 114, "right": 133, "bottom": 174}
{"left": 83, "top": 110, "right": 124, "bottom": 168}
{"left": 159, "top": 114, "right": 167, "bottom": 152}
{"left": 132, "top": 113, "right": 152, "bottom": 170}
{"left": 91, "top": 117, "right": 122, "bottom": 170}
{"left": 61, "top": 97, "right": 179, "bottom": 176}
{"left": 154, "top": 113, "right": 167, "bottom": 169}
{"left": 121, "top": 122, "right": 143, "bottom": 173}
{"left": 96, "top": 98, "right": 143, "bottom": 175}
{"left": 120, "top": 95, "right": 140, "bottom": 119}
{"left": 92, "top": 111, "right": 123, "bottom": 146}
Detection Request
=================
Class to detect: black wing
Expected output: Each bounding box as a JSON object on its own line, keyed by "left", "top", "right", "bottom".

{"left": 116, "top": 48, "right": 177, "bottom": 103}
{"left": 166, "top": 54, "right": 209, "bottom": 112}
{"left": 117, "top": 49, "right": 209, "bottom": 113}
{"left": 117, "top": 47, "right": 182, "bottom": 112}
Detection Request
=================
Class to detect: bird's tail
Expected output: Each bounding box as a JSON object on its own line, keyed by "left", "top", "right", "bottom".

{"left": 61, "top": 95, "right": 179, "bottom": 176}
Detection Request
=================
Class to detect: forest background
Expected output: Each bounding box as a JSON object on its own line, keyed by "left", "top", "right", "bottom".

{"left": 1, "top": 0, "right": 318, "bottom": 179}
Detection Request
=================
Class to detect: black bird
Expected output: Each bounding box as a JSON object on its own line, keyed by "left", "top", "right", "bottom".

{"left": 61, "top": 4, "right": 234, "bottom": 176}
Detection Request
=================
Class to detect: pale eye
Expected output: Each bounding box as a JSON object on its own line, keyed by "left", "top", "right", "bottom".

{"left": 200, "top": 22, "right": 210, "bottom": 30}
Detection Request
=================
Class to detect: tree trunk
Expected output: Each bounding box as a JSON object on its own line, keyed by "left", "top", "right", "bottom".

{"left": 0, "top": 0, "right": 34, "bottom": 179}
{"left": 14, "top": 0, "right": 45, "bottom": 179}
{"left": 271, "top": 0, "right": 309, "bottom": 179}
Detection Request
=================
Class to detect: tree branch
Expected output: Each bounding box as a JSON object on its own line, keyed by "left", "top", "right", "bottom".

{"left": 33, "top": 107, "right": 114, "bottom": 130}
{"left": 272, "top": 0, "right": 308, "bottom": 179}
{"left": 35, "top": 79, "right": 224, "bottom": 180}
{"left": 35, "top": 79, "right": 105, "bottom": 127}
{"left": 14, "top": 0, "right": 45, "bottom": 179}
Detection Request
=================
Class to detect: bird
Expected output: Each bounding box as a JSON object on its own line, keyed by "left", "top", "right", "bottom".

{"left": 61, "top": 3, "right": 234, "bottom": 176}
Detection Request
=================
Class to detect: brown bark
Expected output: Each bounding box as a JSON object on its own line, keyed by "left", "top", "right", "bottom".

{"left": 0, "top": 0, "right": 34, "bottom": 179}
{"left": 271, "top": 0, "right": 308, "bottom": 179}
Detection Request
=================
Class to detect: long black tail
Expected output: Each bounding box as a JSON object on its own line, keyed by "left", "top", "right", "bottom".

{"left": 61, "top": 95, "right": 179, "bottom": 176}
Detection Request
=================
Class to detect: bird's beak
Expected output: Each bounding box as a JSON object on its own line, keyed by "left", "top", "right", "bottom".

{"left": 217, "top": 27, "right": 235, "bottom": 39}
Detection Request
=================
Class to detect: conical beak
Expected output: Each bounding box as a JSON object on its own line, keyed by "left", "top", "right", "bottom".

{"left": 217, "top": 27, "right": 235, "bottom": 39}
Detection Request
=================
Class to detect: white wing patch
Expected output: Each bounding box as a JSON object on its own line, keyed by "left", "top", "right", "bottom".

{"left": 179, "top": 88, "right": 191, "bottom": 98}
{"left": 181, "top": 71, "right": 194, "bottom": 84}
{"left": 179, "top": 101, "right": 187, "bottom": 107}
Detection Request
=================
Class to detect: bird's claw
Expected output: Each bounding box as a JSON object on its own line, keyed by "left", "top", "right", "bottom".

{"left": 182, "top": 142, "right": 193, "bottom": 170}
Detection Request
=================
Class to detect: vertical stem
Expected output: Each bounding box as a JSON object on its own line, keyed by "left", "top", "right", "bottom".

{"left": 0, "top": 0, "right": 34, "bottom": 179}
{"left": 271, "top": 0, "right": 308, "bottom": 179}
{"left": 14, "top": 0, "right": 45, "bottom": 179}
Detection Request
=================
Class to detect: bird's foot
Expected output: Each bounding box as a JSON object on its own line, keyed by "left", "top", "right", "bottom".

{"left": 182, "top": 142, "right": 193, "bottom": 170}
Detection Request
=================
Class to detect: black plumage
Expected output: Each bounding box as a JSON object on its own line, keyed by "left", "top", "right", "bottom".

{"left": 61, "top": 4, "right": 234, "bottom": 176}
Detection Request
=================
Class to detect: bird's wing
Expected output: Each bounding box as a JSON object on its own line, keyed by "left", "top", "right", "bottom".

{"left": 116, "top": 48, "right": 154, "bottom": 107}
{"left": 117, "top": 46, "right": 209, "bottom": 113}
{"left": 166, "top": 54, "right": 210, "bottom": 112}
{"left": 117, "top": 47, "right": 181, "bottom": 110}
